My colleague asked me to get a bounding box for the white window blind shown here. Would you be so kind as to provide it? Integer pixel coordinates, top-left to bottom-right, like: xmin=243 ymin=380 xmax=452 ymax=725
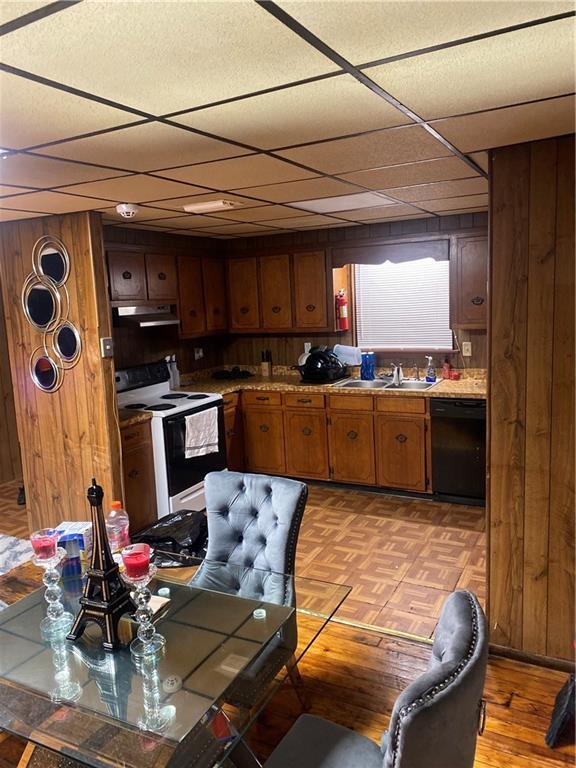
xmin=355 ymin=258 xmax=453 ymax=350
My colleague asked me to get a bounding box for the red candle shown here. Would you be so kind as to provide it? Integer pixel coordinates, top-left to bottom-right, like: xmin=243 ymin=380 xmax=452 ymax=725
xmin=31 ymin=529 xmax=58 ymax=560
xmin=121 ymin=543 xmax=151 ymax=579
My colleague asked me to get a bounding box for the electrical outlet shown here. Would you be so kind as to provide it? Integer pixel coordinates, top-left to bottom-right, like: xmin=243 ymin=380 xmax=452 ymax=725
xmin=194 ymin=347 xmax=204 ymax=361
xmin=462 ymin=341 xmax=472 ymax=357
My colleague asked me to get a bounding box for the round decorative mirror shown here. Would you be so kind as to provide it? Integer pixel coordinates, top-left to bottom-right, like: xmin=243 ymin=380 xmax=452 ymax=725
xmin=54 ymin=321 xmax=81 ymax=364
xmin=22 ymin=280 xmax=59 ymax=330
xmin=30 ymin=354 xmax=61 ymax=392
xmin=33 ymin=236 xmax=70 ymax=286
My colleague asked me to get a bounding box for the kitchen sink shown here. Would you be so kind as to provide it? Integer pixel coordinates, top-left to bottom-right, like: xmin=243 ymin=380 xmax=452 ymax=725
xmin=386 ymin=380 xmax=438 ymax=390
xmin=332 ymin=378 xmax=437 ymax=390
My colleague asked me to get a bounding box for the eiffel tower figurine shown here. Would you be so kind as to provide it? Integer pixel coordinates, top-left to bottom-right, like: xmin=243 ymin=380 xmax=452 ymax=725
xmin=67 ymin=479 xmax=136 ymax=650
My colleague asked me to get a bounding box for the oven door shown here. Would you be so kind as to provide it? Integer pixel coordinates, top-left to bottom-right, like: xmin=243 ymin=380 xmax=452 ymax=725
xmin=163 ymin=402 xmax=226 ymax=497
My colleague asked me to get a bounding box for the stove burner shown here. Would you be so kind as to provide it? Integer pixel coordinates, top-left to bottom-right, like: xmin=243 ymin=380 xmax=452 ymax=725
xmin=145 ymin=404 xmax=177 ymax=411
xmin=187 ymin=394 xmax=210 ymax=400
xmin=161 ymin=393 xmax=188 ymax=399
xmin=125 ymin=403 xmax=148 ymax=409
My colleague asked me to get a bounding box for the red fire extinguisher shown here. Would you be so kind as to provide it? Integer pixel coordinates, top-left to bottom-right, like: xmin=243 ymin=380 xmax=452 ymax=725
xmin=335 ymin=289 xmax=349 ymax=331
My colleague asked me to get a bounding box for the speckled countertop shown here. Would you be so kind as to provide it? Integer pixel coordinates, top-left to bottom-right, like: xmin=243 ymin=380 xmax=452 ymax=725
xmin=118 ymin=409 xmax=153 ymax=427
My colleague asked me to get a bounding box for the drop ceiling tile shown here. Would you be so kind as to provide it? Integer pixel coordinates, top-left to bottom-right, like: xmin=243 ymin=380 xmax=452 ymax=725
xmin=195 ymin=223 xmax=282 ymax=235
xmin=0 ymin=184 xmax=35 ymax=197
xmin=261 ymin=214 xmax=344 ymax=228
xmin=149 ymin=192 xmax=262 ymax=213
xmin=146 ymin=214 xmax=234 ymax=229
xmin=433 ymin=95 xmax=576 ymax=152
xmin=164 ymin=229 xmax=221 ymax=238
xmin=337 ymin=204 xmax=423 ymax=221
xmin=174 ymin=74 xmax=410 ymax=149
xmin=40 ymin=122 xmax=248 ymax=173
xmin=209 ymin=205 xmax=306 ymax=222
xmin=417 ymin=194 xmax=489 ymax=212
xmin=437 ymin=208 xmax=488 ymax=216
xmin=0 ymin=208 xmax=48 ymax=222
xmin=0 ymin=2 xmax=337 ymax=114
xmin=0 ymin=153 xmax=130 ymax=188
xmin=384 ymin=177 xmax=488 ymax=202
xmin=277 ymin=126 xmax=451 ymax=175
xmin=290 ymin=191 xmax=397 ymax=213
xmin=98 ymin=205 xmax=200 ymax=223
xmin=57 ymin=175 xmax=206 ymax=204
xmin=0 ymin=71 xmax=136 ymax=150
xmin=370 ymin=18 xmax=575 ymax=120
xmin=0 ymin=2 xmax=47 ymax=24
xmin=338 ymin=156 xmax=480 ymax=189
xmin=0 ymin=191 xmax=114 ymax=213
xmin=357 ymin=213 xmax=434 ymax=224
xmin=237 ymin=177 xmax=361 ymax=203
xmin=157 ymin=155 xmax=317 ymax=190
xmin=278 ymin=1 xmax=574 ymax=64
xmin=469 ymin=152 xmax=489 ymax=172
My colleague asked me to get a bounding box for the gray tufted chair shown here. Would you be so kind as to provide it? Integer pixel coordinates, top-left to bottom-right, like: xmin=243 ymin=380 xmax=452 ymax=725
xmin=264 ymin=590 xmax=488 ymax=768
xmin=191 ymin=471 xmax=308 ymax=709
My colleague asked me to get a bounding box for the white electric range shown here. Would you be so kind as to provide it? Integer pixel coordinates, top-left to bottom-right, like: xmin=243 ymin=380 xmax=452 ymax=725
xmin=116 ymin=362 xmax=225 ymax=519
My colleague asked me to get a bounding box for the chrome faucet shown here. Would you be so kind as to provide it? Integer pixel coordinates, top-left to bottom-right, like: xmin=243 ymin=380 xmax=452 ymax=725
xmin=392 ymin=363 xmax=404 ymax=387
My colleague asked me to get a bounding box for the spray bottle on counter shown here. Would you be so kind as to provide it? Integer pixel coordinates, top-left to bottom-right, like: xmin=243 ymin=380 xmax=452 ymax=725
xmin=425 ymin=355 xmax=436 ymax=383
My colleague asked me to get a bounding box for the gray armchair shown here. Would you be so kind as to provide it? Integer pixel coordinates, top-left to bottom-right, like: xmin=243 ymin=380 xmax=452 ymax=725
xmin=191 ymin=471 xmax=308 ymax=709
xmin=264 ymin=590 xmax=488 ymax=768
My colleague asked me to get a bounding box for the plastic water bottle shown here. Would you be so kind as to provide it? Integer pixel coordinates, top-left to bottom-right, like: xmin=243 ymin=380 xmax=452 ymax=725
xmin=106 ymin=501 xmax=130 ymax=553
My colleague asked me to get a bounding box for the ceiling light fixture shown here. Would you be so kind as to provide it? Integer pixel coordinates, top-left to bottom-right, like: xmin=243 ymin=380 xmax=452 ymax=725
xmin=116 ymin=203 xmax=140 ymax=219
xmin=183 ymin=199 xmax=244 ymax=214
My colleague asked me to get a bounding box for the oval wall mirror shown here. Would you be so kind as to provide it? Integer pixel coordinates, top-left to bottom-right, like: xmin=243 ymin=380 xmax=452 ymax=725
xmin=33 ymin=237 xmax=70 ymax=286
xmin=31 ymin=355 xmax=60 ymax=392
xmin=54 ymin=321 xmax=81 ymax=364
xmin=23 ymin=281 xmax=59 ymax=330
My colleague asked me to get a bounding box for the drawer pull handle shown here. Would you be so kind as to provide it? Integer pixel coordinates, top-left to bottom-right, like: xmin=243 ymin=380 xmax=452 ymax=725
xmin=256 ymin=396 xmax=270 ymax=401
xmin=259 ymin=424 xmax=269 ymax=433
xmin=122 ymin=270 xmax=132 ymax=280
xmin=347 ymin=430 xmax=358 ymax=440
xmin=128 ymin=468 xmax=139 ymax=480
xmin=223 ymin=399 xmax=232 ymax=406
xmin=302 ymin=427 xmax=312 ymax=436
xmin=395 ymin=433 xmax=408 ymax=443
xmin=305 ymin=304 xmax=316 ymax=312
xmin=240 ymin=306 xmax=249 ymax=315
xmin=297 ymin=398 xmax=312 ymax=404
xmin=158 ymin=272 xmax=167 ymax=280
xmin=471 ymin=296 xmax=484 ymax=306
xmin=271 ymin=305 xmax=281 ymax=314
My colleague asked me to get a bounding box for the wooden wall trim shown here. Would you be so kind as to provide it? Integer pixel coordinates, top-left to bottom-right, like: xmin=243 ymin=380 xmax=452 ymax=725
xmin=0 ymin=281 xmax=21 ymax=485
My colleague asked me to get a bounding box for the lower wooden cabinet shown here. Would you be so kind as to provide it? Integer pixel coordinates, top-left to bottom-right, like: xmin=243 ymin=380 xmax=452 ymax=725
xmin=285 ymin=410 xmax=329 ymax=480
xmin=224 ymin=404 xmax=244 ymax=472
xmin=328 ymin=412 xmax=376 ymax=485
xmin=120 ymin=420 xmax=157 ymax=534
xmin=243 ymin=407 xmax=285 ymax=475
xmin=375 ymin=414 xmax=427 ymax=492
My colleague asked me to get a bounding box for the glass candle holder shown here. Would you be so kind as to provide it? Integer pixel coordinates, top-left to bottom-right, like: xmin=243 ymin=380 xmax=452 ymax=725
xmin=46 ymin=631 xmax=82 ymax=704
xmin=31 ymin=529 xmax=75 ymax=640
xmin=121 ymin=544 xmax=165 ymax=659
xmin=137 ymin=650 xmax=175 ymax=733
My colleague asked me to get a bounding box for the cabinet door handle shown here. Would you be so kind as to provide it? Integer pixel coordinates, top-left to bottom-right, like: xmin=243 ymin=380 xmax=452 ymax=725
xmin=259 ymin=424 xmax=269 ymax=433
xmin=271 ymin=305 xmax=281 ymax=314
xmin=256 ymin=396 xmax=269 ymax=401
xmin=302 ymin=427 xmax=312 ymax=436
xmin=122 ymin=271 xmax=132 ymax=280
xmin=305 ymin=304 xmax=316 ymax=312
xmin=471 ymin=296 xmax=485 ymax=305
xmin=347 ymin=430 xmax=358 ymax=440
xmin=223 ymin=399 xmax=232 ymax=406
xmin=128 ymin=468 xmax=139 ymax=480
xmin=158 ymin=272 xmax=167 ymax=280
xmin=240 ymin=306 xmax=249 ymax=315
xmin=395 ymin=433 xmax=408 ymax=443
xmin=297 ymin=398 xmax=312 ymax=404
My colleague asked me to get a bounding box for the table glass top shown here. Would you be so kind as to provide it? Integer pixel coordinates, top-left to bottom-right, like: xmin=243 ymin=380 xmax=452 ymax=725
xmin=0 ymin=560 xmax=350 ymax=768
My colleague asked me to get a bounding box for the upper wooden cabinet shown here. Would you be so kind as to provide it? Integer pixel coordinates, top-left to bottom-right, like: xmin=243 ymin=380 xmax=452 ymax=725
xmin=108 ymin=251 xmax=147 ymax=302
xmin=178 ymin=256 xmax=206 ymax=336
xmin=293 ymin=251 xmax=328 ymax=329
xmin=228 ymin=256 xmax=260 ymax=330
xmin=202 ymin=257 xmax=227 ymax=331
xmin=451 ymin=236 xmax=488 ymax=329
xmin=260 ymin=254 xmax=293 ymax=329
xmin=145 ymin=253 xmax=177 ymax=301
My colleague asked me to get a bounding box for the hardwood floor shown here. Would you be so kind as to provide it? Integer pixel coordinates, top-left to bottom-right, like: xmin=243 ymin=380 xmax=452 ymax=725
xmin=0 ymin=480 xmax=28 ymax=539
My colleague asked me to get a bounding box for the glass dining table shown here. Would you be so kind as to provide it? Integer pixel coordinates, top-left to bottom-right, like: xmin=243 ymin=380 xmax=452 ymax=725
xmin=0 ymin=560 xmax=350 ymax=768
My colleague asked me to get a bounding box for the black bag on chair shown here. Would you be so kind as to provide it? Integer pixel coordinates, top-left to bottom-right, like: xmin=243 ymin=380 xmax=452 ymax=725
xmin=545 ymin=674 xmax=575 ymax=748
xmin=133 ymin=510 xmax=208 ymax=568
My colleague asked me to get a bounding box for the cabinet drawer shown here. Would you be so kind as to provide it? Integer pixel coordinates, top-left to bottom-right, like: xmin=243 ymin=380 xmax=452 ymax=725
xmin=376 ymin=397 xmax=427 ymax=415
xmin=242 ymin=391 xmax=282 ymax=407
xmin=284 ymin=393 xmax=325 ymax=409
xmin=222 ymin=392 xmax=240 ymax=409
xmin=121 ymin=421 xmax=150 ymax=448
xmin=328 ymin=394 xmax=373 ymax=411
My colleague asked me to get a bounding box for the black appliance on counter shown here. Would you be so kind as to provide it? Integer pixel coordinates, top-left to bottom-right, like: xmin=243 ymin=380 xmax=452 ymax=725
xmin=431 ymin=398 xmax=486 ymax=504
xmin=295 ymin=346 xmax=348 ymax=384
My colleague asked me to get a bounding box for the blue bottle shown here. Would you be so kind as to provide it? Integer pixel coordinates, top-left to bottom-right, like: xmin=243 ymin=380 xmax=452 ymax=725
xmin=360 ymin=352 xmax=375 ymax=380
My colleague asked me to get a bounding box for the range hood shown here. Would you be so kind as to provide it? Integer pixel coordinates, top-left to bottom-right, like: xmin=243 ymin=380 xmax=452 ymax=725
xmin=115 ymin=305 xmax=180 ymax=328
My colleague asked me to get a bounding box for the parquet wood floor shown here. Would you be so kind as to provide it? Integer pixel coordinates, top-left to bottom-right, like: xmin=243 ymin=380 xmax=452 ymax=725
xmin=298 ymin=483 xmax=486 ymax=638
xmin=0 ymin=480 xmax=28 ymax=539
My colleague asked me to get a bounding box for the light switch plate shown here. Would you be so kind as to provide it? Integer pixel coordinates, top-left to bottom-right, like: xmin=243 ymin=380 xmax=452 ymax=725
xmin=194 ymin=347 xmax=204 ymax=360
xmin=462 ymin=341 xmax=472 ymax=357
xmin=100 ymin=337 xmax=114 ymax=358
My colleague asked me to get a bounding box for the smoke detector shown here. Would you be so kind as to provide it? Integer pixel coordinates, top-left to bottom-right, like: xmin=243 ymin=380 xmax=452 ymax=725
xmin=183 ymin=199 xmax=244 ymax=214
xmin=116 ymin=203 xmax=140 ymax=219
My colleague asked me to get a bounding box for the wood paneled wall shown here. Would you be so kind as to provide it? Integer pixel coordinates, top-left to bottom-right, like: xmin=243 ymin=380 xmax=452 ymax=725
xmin=489 ymin=135 xmax=575 ymax=661
xmin=0 ymin=283 xmax=21 ymax=484
xmin=0 ymin=213 xmax=122 ymax=531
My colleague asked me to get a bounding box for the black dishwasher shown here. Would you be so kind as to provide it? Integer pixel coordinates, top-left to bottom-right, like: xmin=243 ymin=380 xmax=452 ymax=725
xmin=431 ymin=398 xmax=486 ymax=503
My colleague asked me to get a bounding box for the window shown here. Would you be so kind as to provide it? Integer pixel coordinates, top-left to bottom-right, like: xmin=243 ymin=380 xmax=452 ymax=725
xmin=355 ymin=258 xmax=452 ymax=350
